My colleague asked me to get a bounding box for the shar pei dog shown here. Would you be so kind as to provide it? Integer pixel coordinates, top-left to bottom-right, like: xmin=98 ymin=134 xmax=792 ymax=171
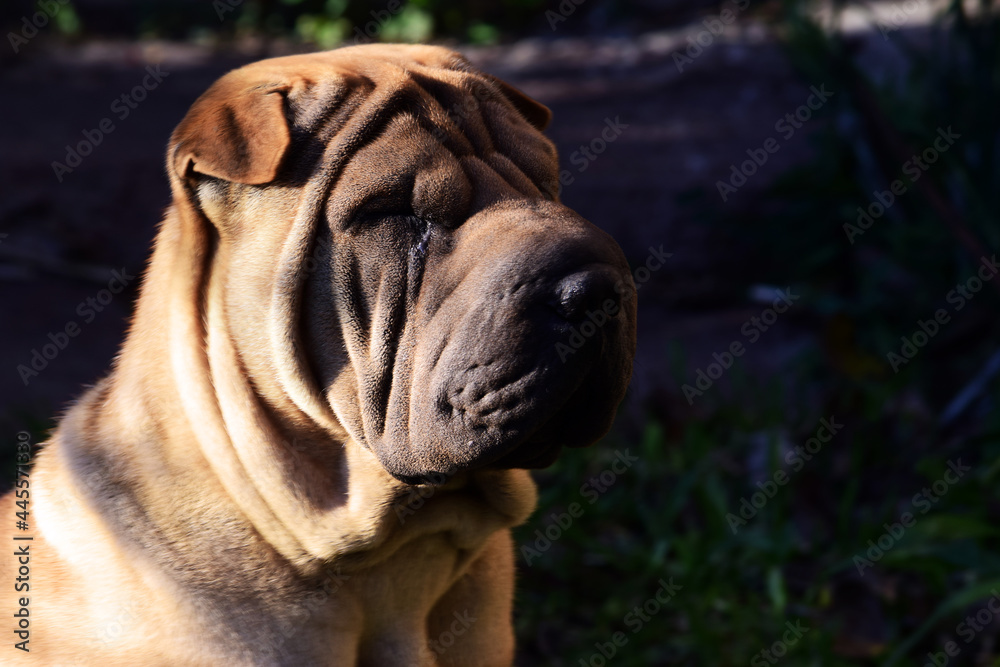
xmin=2 ymin=44 xmax=636 ymax=665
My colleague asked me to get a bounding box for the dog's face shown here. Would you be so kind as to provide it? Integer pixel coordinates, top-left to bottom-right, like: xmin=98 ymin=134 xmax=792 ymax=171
xmin=171 ymin=45 xmax=636 ymax=484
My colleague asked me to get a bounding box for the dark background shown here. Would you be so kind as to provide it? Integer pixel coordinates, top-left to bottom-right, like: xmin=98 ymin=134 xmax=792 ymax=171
xmin=1 ymin=0 xmax=999 ymax=664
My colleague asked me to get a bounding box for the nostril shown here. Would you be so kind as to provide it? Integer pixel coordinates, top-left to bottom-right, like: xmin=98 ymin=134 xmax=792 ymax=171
xmin=551 ymin=269 xmax=620 ymax=323
xmin=554 ymin=274 xmax=587 ymax=320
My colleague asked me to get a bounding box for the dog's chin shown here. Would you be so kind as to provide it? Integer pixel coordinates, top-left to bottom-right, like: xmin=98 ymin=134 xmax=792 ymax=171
xmin=378 ymin=432 xmax=550 ymax=486
xmin=379 ymin=404 xmax=610 ymax=486
xmin=382 ymin=438 xmax=562 ymax=486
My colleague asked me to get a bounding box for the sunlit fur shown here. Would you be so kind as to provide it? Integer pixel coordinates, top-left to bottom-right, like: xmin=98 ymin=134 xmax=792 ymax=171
xmin=0 ymin=45 xmax=635 ymax=665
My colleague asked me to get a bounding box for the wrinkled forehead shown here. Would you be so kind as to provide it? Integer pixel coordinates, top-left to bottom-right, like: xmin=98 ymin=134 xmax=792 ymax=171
xmin=264 ymin=48 xmax=559 ymax=205
xmin=183 ymin=46 xmax=559 ymax=231
xmin=329 ymin=113 xmax=555 ymax=230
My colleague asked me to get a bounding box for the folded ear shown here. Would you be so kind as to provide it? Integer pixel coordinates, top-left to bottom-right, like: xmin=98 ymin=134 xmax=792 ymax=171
xmin=171 ymin=83 xmax=292 ymax=185
xmin=487 ymin=76 xmax=552 ymax=131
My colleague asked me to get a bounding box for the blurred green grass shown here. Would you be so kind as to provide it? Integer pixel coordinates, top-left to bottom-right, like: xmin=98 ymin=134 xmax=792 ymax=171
xmin=514 ymin=368 xmax=1000 ymax=665
xmin=514 ymin=1 xmax=1000 ymax=664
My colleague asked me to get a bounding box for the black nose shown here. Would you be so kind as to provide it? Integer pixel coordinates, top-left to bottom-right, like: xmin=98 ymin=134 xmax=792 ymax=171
xmin=551 ymin=268 xmax=621 ymax=323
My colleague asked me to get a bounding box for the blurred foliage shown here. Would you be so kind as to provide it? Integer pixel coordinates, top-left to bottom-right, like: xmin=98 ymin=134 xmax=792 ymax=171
xmin=0 ymin=0 xmax=568 ymax=45
xmin=2 ymin=0 xmax=81 ymax=38
xmin=516 ymin=379 xmax=1000 ymax=665
xmin=728 ymin=0 xmax=1000 ymax=397
xmin=53 ymin=0 xmax=81 ymax=34
xmin=516 ymin=0 xmax=1000 ymax=665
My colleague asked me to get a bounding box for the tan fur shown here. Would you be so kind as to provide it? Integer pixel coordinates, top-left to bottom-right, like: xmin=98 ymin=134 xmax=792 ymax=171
xmin=2 ymin=45 xmax=636 ymax=665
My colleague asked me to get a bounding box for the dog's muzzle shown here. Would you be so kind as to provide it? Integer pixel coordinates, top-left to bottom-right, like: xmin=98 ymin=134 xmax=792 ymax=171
xmin=368 ymin=202 xmax=637 ymax=484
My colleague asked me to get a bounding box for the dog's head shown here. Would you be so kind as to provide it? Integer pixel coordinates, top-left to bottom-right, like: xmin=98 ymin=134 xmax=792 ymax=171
xmin=169 ymin=45 xmax=637 ymax=485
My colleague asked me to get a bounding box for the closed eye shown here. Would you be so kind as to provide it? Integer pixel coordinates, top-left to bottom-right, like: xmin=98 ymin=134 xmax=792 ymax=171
xmin=347 ymin=189 xmax=413 ymax=229
xmin=410 ymin=217 xmax=433 ymax=261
